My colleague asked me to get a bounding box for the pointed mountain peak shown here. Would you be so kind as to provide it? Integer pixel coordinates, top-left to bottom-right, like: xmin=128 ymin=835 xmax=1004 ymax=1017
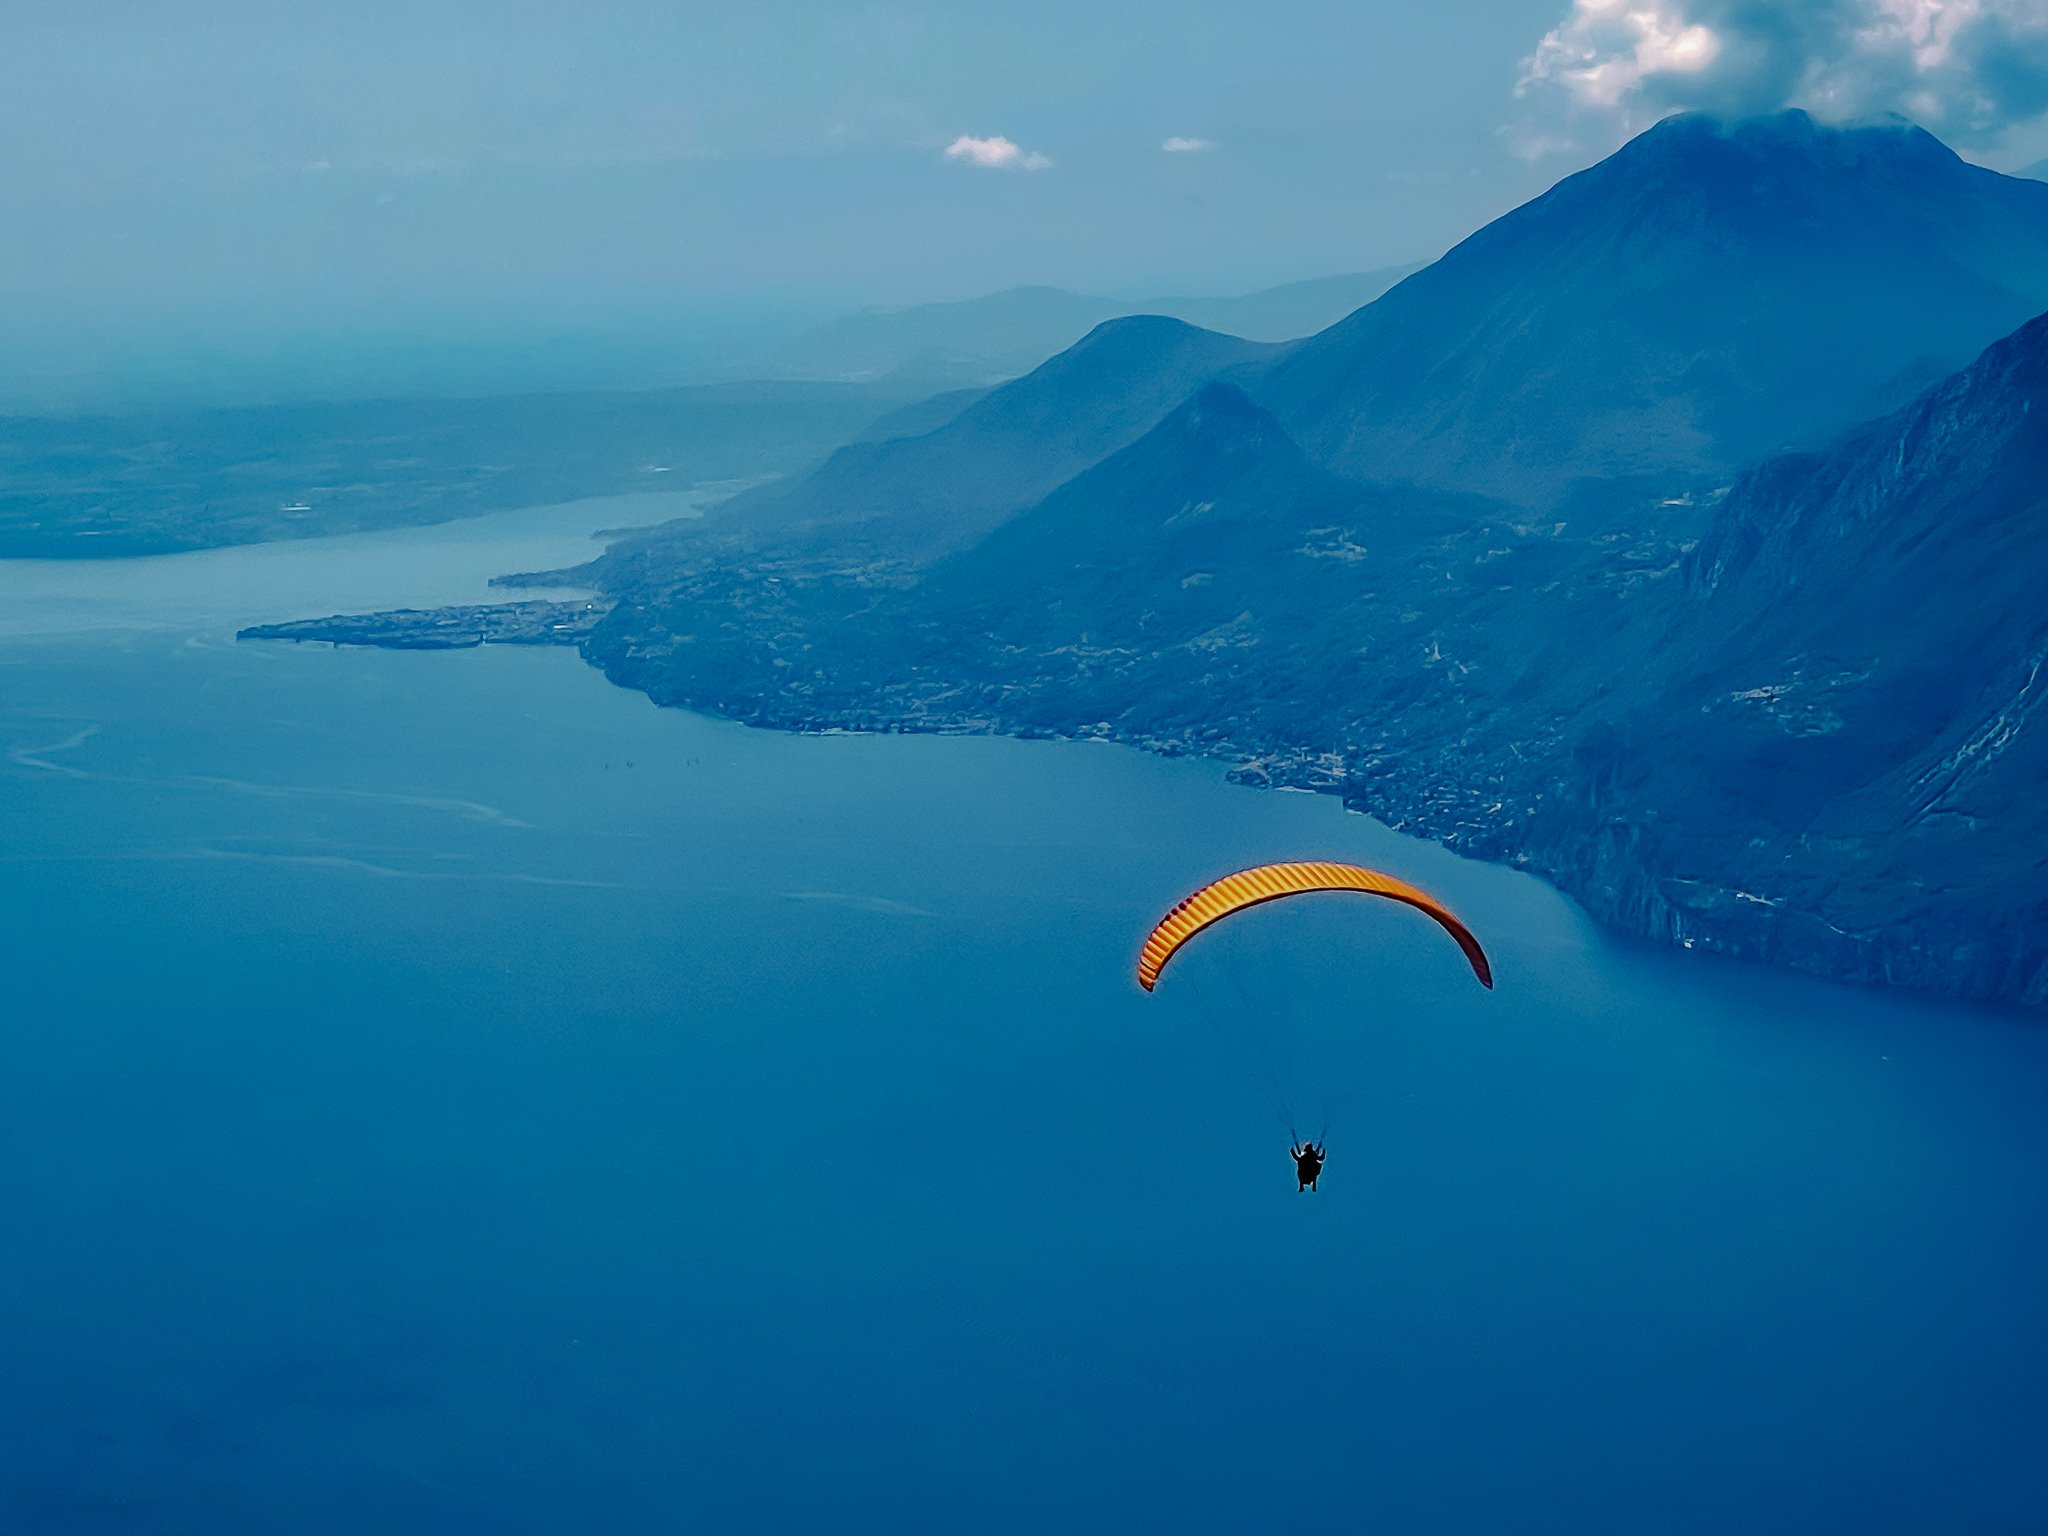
xmin=1163 ymin=378 xmax=1279 ymax=428
xmin=1043 ymin=380 xmax=1331 ymax=515
xmin=1142 ymin=380 xmax=1301 ymax=461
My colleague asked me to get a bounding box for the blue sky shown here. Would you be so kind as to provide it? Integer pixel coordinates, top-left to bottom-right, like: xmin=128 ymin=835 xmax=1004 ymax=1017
xmin=5 ymin=0 xmax=2046 ymax=404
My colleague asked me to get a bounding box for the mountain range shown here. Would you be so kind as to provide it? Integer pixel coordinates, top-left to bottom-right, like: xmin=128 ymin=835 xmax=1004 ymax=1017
xmin=578 ymin=305 xmax=2048 ymax=1006
xmin=302 ymin=109 xmax=2048 ymax=1008
xmin=743 ymin=267 xmax=1422 ymax=387
xmin=699 ymin=111 xmax=2048 ymax=534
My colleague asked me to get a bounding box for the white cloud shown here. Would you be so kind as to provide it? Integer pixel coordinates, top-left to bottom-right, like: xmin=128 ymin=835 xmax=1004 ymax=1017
xmin=943 ymin=134 xmax=1053 ymax=171
xmin=1162 ymin=136 xmax=1217 ymax=152
xmin=1512 ymin=0 xmax=2048 ymax=154
xmin=1518 ymin=0 xmax=1725 ymax=114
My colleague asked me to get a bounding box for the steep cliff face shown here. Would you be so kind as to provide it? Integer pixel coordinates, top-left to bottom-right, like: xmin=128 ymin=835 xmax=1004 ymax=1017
xmin=1542 ymin=309 xmax=2048 ymax=1004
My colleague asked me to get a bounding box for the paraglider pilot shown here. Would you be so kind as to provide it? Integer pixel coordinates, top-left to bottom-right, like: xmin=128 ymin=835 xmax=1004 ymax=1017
xmin=1291 ymin=1139 xmax=1325 ymax=1192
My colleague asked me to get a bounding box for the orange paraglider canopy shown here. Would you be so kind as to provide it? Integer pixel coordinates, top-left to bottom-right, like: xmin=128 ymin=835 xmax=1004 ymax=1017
xmin=1137 ymin=860 xmax=1493 ymax=992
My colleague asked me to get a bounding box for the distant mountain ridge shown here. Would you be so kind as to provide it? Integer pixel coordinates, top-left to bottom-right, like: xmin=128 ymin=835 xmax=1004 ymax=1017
xmin=748 ymin=267 xmax=1421 ymax=386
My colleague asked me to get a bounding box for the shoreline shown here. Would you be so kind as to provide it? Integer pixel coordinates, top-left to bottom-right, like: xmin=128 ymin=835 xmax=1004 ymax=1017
xmin=241 ymin=593 xmax=2047 ymax=1017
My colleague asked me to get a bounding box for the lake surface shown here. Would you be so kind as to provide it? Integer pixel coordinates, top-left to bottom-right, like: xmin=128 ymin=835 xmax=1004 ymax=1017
xmin=4 ymin=498 xmax=2046 ymax=1533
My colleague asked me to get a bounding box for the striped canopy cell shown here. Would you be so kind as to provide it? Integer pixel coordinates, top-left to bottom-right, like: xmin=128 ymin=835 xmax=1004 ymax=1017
xmin=1136 ymin=860 xmax=1493 ymax=992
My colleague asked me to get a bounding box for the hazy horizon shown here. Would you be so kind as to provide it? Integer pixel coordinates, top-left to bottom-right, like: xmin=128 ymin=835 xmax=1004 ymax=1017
xmin=9 ymin=0 xmax=2048 ymax=410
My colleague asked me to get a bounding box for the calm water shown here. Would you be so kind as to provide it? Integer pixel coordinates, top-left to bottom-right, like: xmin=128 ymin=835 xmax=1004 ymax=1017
xmin=3 ymin=499 xmax=2046 ymax=1533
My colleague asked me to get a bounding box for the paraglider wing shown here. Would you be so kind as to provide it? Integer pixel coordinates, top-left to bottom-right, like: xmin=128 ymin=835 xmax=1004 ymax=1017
xmin=1137 ymin=861 xmax=1493 ymax=992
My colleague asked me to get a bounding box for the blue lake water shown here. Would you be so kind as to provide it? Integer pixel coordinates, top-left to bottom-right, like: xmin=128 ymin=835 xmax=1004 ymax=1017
xmin=3 ymin=496 xmax=2046 ymax=1533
